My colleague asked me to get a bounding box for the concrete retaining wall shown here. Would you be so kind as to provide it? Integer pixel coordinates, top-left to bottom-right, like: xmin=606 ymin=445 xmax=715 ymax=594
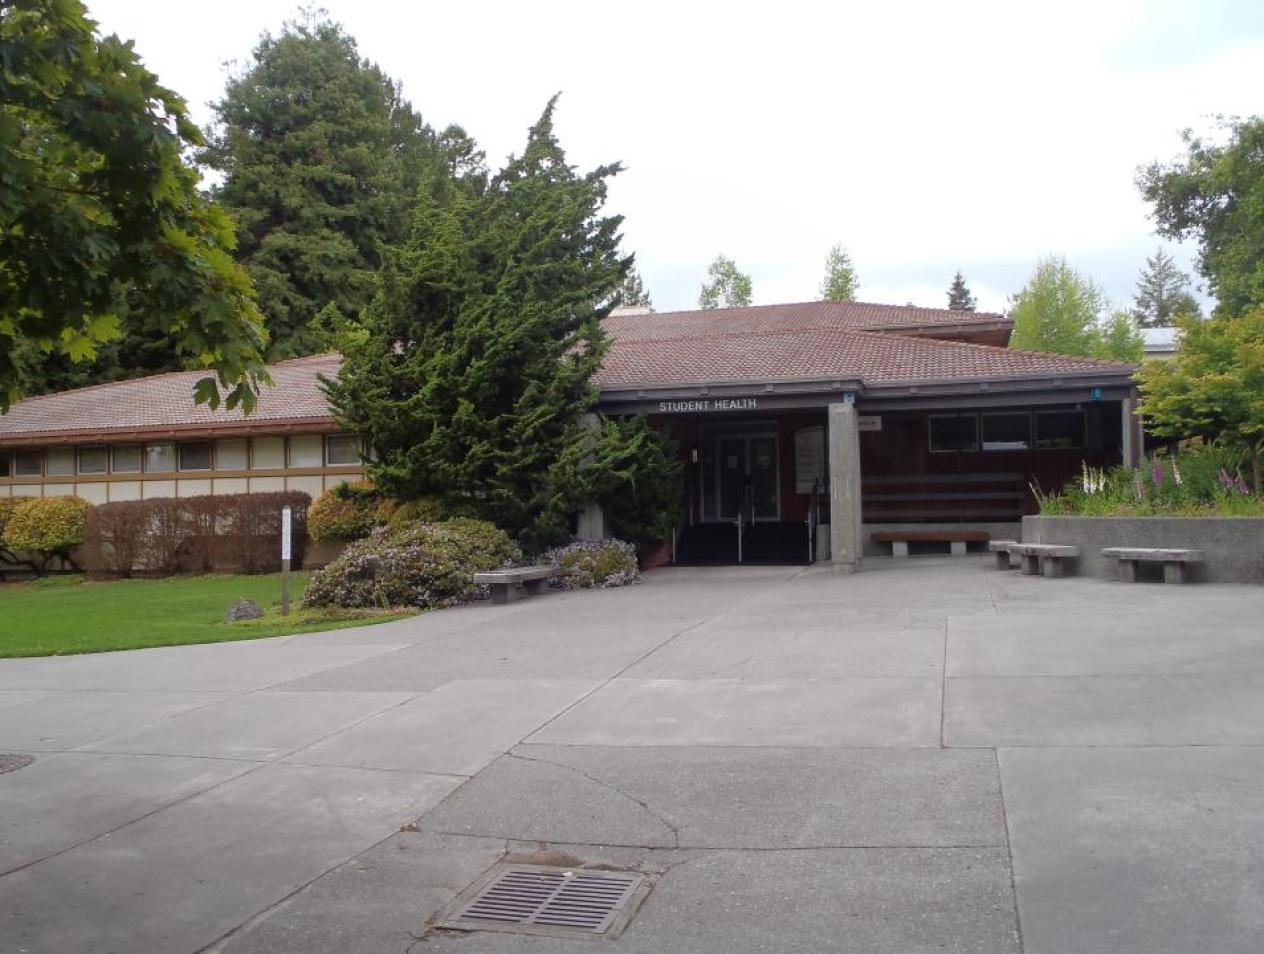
xmin=1022 ymin=515 xmax=1264 ymax=584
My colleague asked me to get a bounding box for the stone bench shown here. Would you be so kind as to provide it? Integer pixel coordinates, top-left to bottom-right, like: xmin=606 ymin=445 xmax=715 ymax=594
xmin=472 ymin=565 xmax=560 ymax=604
xmin=1101 ymin=547 xmax=1205 ymax=585
xmin=1009 ymin=543 xmax=1080 ymax=578
xmin=870 ymin=530 xmax=990 ymax=558
xmin=988 ymin=540 xmax=1019 ymax=570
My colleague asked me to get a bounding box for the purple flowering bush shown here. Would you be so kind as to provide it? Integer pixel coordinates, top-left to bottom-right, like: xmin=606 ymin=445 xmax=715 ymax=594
xmin=303 ymin=518 xmax=521 ymax=609
xmin=1036 ymin=444 xmax=1264 ymax=516
xmin=542 ymin=538 xmax=641 ymax=590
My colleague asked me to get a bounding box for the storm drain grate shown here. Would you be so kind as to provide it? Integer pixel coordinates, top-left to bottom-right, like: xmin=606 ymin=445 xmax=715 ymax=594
xmin=0 ymin=753 xmax=34 ymax=774
xmin=436 ymin=864 xmax=647 ymax=939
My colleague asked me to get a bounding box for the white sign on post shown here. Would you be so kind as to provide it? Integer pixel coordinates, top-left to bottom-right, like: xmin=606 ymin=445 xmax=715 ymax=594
xmin=280 ymin=506 xmax=293 ymax=561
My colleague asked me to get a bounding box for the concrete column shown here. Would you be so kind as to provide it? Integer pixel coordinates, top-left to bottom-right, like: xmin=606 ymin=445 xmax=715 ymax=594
xmin=828 ymin=402 xmax=863 ymax=573
xmin=1121 ymin=395 xmax=1142 ymax=468
xmin=576 ymin=413 xmax=606 ymax=541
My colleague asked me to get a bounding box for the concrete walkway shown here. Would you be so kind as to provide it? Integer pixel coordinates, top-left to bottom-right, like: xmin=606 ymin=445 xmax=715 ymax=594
xmin=3 ymin=559 xmax=1264 ymax=953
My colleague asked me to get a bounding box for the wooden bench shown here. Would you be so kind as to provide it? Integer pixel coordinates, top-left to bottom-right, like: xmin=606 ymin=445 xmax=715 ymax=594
xmin=473 ymin=565 xmax=560 ymax=604
xmin=1101 ymin=547 xmax=1204 ymax=585
xmin=871 ymin=530 xmax=990 ymax=558
xmin=1009 ymin=543 xmax=1080 ymax=578
xmin=988 ymin=540 xmax=1019 ymax=570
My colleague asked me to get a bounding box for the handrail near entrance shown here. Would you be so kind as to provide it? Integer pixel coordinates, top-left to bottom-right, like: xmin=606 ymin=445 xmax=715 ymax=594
xmin=805 ymin=478 xmax=822 ymax=564
xmin=734 ymin=484 xmax=754 ymax=564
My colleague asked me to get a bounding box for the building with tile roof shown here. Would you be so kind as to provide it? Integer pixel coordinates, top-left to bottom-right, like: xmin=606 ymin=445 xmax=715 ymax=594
xmin=1 ymin=300 xmax=1140 ymax=569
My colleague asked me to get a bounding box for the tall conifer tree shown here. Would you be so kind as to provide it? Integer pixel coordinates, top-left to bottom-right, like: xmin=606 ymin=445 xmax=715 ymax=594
xmin=947 ymin=271 xmax=977 ymax=311
xmin=328 ymin=99 xmax=657 ymax=550
xmin=201 ymin=13 xmax=440 ymax=358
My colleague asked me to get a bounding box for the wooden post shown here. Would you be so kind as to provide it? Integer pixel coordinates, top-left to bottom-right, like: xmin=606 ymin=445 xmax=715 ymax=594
xmin=280 ymin=505 xmax=292 ymax=615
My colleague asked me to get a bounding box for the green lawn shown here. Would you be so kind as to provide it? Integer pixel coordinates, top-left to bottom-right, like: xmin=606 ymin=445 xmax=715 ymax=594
xmin=0 ymin=573 xmax=412 ymax=657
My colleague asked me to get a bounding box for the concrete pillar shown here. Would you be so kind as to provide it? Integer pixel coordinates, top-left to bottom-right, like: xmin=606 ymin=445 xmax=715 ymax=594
xmin=828 ymin=402 xmax=863 ymax=573
xmin=1121 ymin=395 xmax=1142 ymax=468
xmin=576 ymin=413 xmax=606 ymax=541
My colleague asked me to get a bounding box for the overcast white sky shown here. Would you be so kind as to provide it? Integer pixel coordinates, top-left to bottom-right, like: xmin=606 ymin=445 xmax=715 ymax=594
xmin=94 ymin=0 xmax=1262 ymax=315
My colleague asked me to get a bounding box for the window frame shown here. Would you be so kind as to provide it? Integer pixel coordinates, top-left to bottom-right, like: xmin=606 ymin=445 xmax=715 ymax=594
xmin=177 ymin=441 xmax=214 ymax=472
xmin=14 ymin=450 xmax=42 ymax=477
xmin=45 ymin=446 xmax=75 ymax=476
xmin=144 ymin=442 xmax=176 ymax=474
xmin=324 ymin=434 xmax=361 ymax=466
xmin=1033 ymin=409 xmax=1087 ymax=450
xmin=111 ymin=444 xmax=142 ymax=474
xmin=77 ymin=446 xmax=109 ymax=475
xmin=928 ymin=413 xmax=980 ymax=454
xmin=980 ymin=412 xmax=1033 ymax=452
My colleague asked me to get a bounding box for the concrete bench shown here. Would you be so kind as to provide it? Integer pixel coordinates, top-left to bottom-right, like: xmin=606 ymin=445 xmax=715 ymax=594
xmin=473 ymin=565 xmax=560 ymax=604
xmin=870 ymin=530 xmax=990 ymax=558
xmin=1101 ymin=547 xmax=1205 ymax=584
xmin=1009 ymin=543 xmax=1080 ymax=578
xmin=988 ymin=540 xmax=1019 ymax=570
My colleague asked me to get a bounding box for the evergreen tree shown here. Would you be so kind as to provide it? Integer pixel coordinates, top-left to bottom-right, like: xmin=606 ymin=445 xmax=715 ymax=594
xmin=1009 ymin=256 xmax=1107 ymax=356
xmin=328 ymin=99 xmax=673 ymax=551
xmin=201 ymin=13 xmax=443 ymax=359
xmin=947 ymin=271 xmax=977 ymax=311
xmin=699 ymin=255 xmax=753 ymax=309
xmin=820 ymin=245 xmax=859 ymax=301
xmin=616 ymin=266 xmax=653 ymax=308
xmin=1130 ymin=248 xmax=1200 ymax=327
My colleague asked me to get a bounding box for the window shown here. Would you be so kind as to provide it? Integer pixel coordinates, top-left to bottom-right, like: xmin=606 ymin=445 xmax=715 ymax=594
xmin=251 ymin=437 xmax=285 ymax=470
xmin=929 ymin=414 xmax=979 ymax=453
xmin=325 ymin=434 xmax=360 ymax=466
xmin=112 ymin=445 xmax=141 ymax=473
xmin=215 ymin=439 xmax=248 ymax=470
xmin=178 ymin=441 xmax=213 ymax=471
xmin=145 ymin=442 xmax=176 ymax=473
xmin=78 ymin=446 xmax=108 ymax=474
xmin=1035 ymin=410 xmax=1086 ymax=449
xmin=981 ymin=413 xmax=1031 ymax=451
xmin=46 ymin=447 xmax=75 ymax=476
xmin=14 ymin=450 xmax=42 ymax=476
xmin=288 ymin=434 xmax=323 ymax=468
xmin=0 ymin=451 xmax=10 ymax=478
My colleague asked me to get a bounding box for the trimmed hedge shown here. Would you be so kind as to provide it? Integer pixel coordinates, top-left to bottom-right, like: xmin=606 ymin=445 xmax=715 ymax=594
xmin=0 ymin=496 xmax=33 ymax=538
xmin=2 ymin=496 xmax=91 ymax=571
xmin=308 ymin=482 xmax=393 ymax=543
xmin=303 ymin=518 xmax=520 ymax=610
xmin=82 ymin=492 xmax=310 ymax=577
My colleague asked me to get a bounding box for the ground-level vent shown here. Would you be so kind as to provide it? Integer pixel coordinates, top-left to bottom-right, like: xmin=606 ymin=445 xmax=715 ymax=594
xmin=435 ymin=863 xmax=647 ymax=939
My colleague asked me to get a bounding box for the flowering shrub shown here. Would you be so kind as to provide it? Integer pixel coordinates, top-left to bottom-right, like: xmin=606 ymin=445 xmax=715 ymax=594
xmin=1036 ymin=446 xmax=1264 ymax=517
xmin=542 ymin=538 xmax=641 ymax=590
xmin=1 ymin=495 xmax=91 ymax=571
xmin=308 ymin=482 xmax=392 ymax=543
xmin=303 ymin=518 xmax=521 ymax=610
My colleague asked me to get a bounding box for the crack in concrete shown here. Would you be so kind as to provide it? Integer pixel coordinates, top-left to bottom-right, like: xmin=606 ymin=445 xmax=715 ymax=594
xmin=504 ymin=750 xmax=681 ymax=848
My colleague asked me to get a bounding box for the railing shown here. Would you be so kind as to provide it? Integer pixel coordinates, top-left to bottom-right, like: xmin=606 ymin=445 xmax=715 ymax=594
xmin=805 ymin=478 xmax=822 ymax=564
xmin=734 ymin=485 xmax=754 ymax=564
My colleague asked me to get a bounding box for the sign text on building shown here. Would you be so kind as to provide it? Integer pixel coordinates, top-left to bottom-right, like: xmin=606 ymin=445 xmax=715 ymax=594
xmin=658 ymin=398 xmax=759 ymax=413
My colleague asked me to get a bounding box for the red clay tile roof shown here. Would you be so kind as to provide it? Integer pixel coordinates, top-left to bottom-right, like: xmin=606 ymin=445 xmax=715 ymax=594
xmin=0 ymin=354 xmax=341 ymax=444
xmin=596 ymin=323 xmax=1134 ymax=390
xmin=0 ymin=302 xmax=1134 ymax=444
xmin=603 ymin=300 xmax=1010 ymax=343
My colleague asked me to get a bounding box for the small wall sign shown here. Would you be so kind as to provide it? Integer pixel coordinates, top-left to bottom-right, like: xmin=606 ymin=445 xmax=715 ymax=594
xmin=858 ymin=415 xmax=882 ymax=432
xmin=658 ymin=398 xmax=759 ymax=413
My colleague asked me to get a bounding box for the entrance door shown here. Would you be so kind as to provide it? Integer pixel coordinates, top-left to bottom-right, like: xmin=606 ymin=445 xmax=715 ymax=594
xmin=708 ymin=433 xmax=780 ymax=521
xmin=717 ymin=437 xmax=747 ymax=520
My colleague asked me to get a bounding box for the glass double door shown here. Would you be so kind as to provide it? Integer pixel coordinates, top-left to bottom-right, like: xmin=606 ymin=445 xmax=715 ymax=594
xmin=709 ymin=434 xmax=779 ymax=521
